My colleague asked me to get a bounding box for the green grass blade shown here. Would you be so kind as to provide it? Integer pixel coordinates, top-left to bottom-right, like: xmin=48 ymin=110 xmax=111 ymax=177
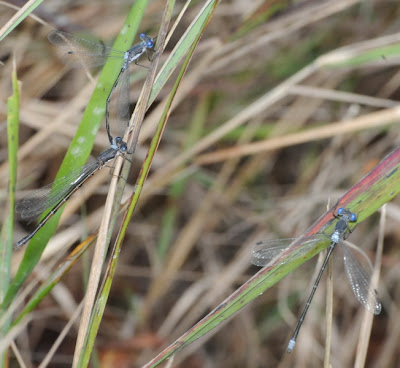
xmin=156 ymin=95 xmax=207 ymax=259
xmin=142 ymin=146 xmax=400 ymax=367
xmin=0 ymin=65 xmax=19 ymax=300
xmin=149 ymin=0 xmax=220 ymax=105
xmin=316 ymin=36 xmax=400 ymax=68
xmin=0 ymin=61 xmax=19 ymax=367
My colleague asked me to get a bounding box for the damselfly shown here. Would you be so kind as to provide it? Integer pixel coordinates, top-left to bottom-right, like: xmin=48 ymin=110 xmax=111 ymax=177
xmin=47 ymin=30 xmax=155 ymax=145
xmin=251 ymin=208 xmax=381 ymax=352
xmin=14 ymin=138 xmax=127 ymax=250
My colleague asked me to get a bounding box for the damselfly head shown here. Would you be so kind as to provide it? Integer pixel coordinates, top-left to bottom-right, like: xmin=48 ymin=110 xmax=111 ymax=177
xmin=336 ymin=207 xmax=357 ymax=222
xmin=139 ymin=33 xmax=154 ymax=49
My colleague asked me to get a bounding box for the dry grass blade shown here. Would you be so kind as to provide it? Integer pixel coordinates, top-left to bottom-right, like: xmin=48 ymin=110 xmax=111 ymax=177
xmin=354 ymin=205 xmax=385 ymax=367
xmin=71 ymin=1 xmax=154 ymax=366
xmin=0 ymin=0 xmax=45 ymax=41
xmin=72 ymin=1 xmax=174 ymax=366
xmin=195 ymin=106 xmax=400 ymax=164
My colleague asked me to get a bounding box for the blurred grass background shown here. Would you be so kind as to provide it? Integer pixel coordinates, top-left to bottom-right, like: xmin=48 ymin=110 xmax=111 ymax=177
xmin=1 ymin=0 xmax=400 ymax=367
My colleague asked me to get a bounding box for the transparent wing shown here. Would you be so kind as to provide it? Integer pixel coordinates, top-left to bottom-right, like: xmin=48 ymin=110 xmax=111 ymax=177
xmin=340 ymin=242 xmax=382 ymax=315
xmin=106 ymin=68 xmax=130 ymax=140
xmin=251 ymin=238 xmax=297 ymax=267
xmin=251 ymin=234 xmax=330 ymax=267
xmin=116 ymin=68 xmax=130 ymax=135
xmin=16 ymin=159 xmax=100 ymax=219
xmin=48 ymin=30 xmax=125 ymax=68
xmin=106 ymin=41 xmax=154 ymax=139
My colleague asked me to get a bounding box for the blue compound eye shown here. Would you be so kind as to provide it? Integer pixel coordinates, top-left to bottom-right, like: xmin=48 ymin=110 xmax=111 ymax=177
xmin=337 ymin=207 xmax=344 ymax=215
xmin=140 ymin=33 xmax=146 ymax=39
xmin=350 ymin=213 xmax=357 ymax=222
xmin=120 ymin=144 xmax=127 ymax=153
xmin=147 ymin=39 xmax=154 ymax=48
xmin=115 ymin=137 xmax=122 ymax=144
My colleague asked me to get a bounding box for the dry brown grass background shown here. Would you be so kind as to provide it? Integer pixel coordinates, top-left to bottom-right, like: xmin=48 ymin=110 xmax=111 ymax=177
xmin=1 ymin=0 xmax=400 ymax=367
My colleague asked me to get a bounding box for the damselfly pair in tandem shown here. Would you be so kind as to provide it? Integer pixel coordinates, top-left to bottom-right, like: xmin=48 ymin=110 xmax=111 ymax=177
xmin=15 ymin=30 xmax=155 ymax=249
